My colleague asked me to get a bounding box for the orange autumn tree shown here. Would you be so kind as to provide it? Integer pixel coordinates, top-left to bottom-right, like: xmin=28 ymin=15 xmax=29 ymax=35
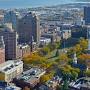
xmin=78 ymin=54 xmax=90 ymax=65
xmin=23 ymin=52 xmax=46 ymax=65
xmin=23 ymin=52 xmax=51 ymax=69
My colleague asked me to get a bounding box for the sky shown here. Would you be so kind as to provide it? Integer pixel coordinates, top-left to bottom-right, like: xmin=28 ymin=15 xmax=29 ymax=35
xmin=0 ymin=0 xmax=90 ymax=9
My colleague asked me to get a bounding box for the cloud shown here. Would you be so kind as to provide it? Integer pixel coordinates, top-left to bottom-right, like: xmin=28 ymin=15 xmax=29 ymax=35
xmin=75 ymin=0 xmax=90 ymax=2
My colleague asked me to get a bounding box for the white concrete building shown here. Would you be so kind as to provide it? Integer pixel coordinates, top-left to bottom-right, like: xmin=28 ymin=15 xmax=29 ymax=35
xmin=0 ymin=60 xmax=23 ymax=82
xmin=40 ymin=37 xmax=51 ymax=46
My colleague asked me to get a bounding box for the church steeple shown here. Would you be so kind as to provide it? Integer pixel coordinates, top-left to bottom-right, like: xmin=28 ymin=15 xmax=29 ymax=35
xmin=73 ymin=53 xmax=77 ymax=64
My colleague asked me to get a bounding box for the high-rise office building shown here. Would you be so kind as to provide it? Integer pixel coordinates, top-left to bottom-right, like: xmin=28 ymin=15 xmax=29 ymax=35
xmin=4 ymin=11 xmax=21 ymax=30
xmin=0 ymin=36 xmax=5 ymax=64
xmin=17 ymin=12 xmax=40 ymax=46
xmin=84 ymin=7 xmax=90 ymax=25
xmin=0 ymin=23 xmax=18 ymax=60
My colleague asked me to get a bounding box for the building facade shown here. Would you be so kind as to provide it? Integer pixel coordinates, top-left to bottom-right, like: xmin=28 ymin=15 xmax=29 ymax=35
xmin=4 ymin=29 xmax=17 ymax=60
xmin=17 ymin=12 xmax=40 ymax=46
xmin=4 ymin=11 xmax=21 ymax=30
xmin=0 ymin=60 xmax=23 ymax=82
xmin=18 ymin=44 xmax=31 ymax=57
xmin=84 ymin=7 xmax=90 ymax=25
xmin=0 ymin=36 xmax=5 ymax=64
xmin=87 ymin=26 xmax=90 ymax=52
xmin=13 ymin=68 xmax=45 ymax=89
xmin=0 ymin=24 xmax=18 ymax=60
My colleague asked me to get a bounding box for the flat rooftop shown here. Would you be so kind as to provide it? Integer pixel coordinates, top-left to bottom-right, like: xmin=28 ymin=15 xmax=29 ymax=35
xmin=17 ymin=68 xmax=45 ymax=84
xmin=0 ymin=60 xmax=23 ymax=73
xmin=0 ymin=81 xmax=21 ymax=90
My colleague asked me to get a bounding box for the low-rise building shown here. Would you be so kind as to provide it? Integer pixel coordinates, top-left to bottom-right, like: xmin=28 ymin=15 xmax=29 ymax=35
xmin=62 ymin=29 xmax=71 ymax=39
xmin=46 ymin=76 xmax=61 ymax=90
xmin=69 ymin=77 xmax=90 ymax=90
xmin=41 ymin=32 xmax=57 ymax=43
xmin=39 ymin=85 xmax=49 ymax=90
xmin=80 ymin=83 xmax=90 ymax=90
xmin=19 ymin=44 xmax=30 ymax=57
xmin=60 ymin=24 xmax=71 ymax=39
xmin=40 ymin=37 xmax=51 ymax=46
xmin=0 ymin=48 xmax=5 ymax=64
xmin=0 ymin=15 xmax=4 ymax=24
xmin=17 ymin=44 xmax=31 ymax=58
xmin=13 ymin=68 xmax=46 ymax=89
xmin=0 ymin=81 xmax=21 ymax=90
xmin=39 ymin=76 xmax=61 ymax=90
xmin=0 ymin=60 xmax=23 ymax=82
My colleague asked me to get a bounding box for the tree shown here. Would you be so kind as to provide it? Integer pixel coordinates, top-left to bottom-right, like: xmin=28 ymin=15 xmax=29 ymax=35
xmin=74 ymin=44 xmax=82 ymax=55
xmin=85 ymin=70 xmax=90 ymax=77
xmin=67 ymin=40 xmax=85 ymax=57
xmin=59 ymin=53 xmax=69 ymax=61
xmin=57 ymin=53 xmax=69 ymax=65
xmin=78 ymin=54 xmax=90 ymax=66
xmin=40 ymin=74 xmax=50 ymax=83
xmin=71 ymin=71 xmax=78 ymax=81
xmin=55 ymin=41 xmax=61 ymax=49
xmin=59 ymin=65 xmax=80 ymax=81
xmin=56 ymin=85 xmax=61 ymax=90
xmin=39 ymin=46 xmax=50 ymax=56
xmin=70 ymin=38 xmax=88 ymax=56
xmin=79 ymin=54 xmax=90 ymax=61
xmin=61 ymin=79 xmax=69 ymax=90
xmin=55 ymin=49 xmax=59 ymax=57
xmin=40 ymin=62 xmax=52 ymax=69
xmin=79 ymin=38 xmax=88 ymax=51
xmin=40 ymin=72 xmax=54 ymax=83
xmin=23 ymin=53 xmax=46 ymax=66
xmin=24 ymin=87 xmax=30 ymax=90
xmin=67 ymin=48 xmax=75 ymax=57
xmin=23 ymin=52 xmax=53 ymax=69
xmin=47 ymin=42 xmax=60 ymax=51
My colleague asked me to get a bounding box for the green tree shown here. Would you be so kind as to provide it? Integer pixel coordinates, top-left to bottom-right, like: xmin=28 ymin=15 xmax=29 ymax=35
xmin=57 ymin=53 xmax=69 ymax=65
xmin=40 ymin=72 xmax=54 ymax=83
xmin=79 ymin=38 xmax=88 ymax=51
xmin=55 ymin=49 xmax=59 ymax=57
xmin=71 ymin=71 xmax=78 ymax=81
xmin=62 ymin=79 xmax=69 ymax=90
xmin=85 ymin=70 xmax=90 ymax=77
xmin=55 ymin=41 xmax=61 ymax=49
xmin=74 ymin=44 xmax=82 ymax=55
xmin=39 ymin=46 xmax=50 ymax=56
xmin=59 ymin=65 xmax=80 ymax=81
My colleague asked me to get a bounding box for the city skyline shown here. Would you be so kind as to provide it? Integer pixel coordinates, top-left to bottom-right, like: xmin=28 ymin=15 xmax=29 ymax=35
xmin=0 ymin=1 xmax=90 ymax=90
xmin=0 ymin=0 xmax=90 ymax=9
